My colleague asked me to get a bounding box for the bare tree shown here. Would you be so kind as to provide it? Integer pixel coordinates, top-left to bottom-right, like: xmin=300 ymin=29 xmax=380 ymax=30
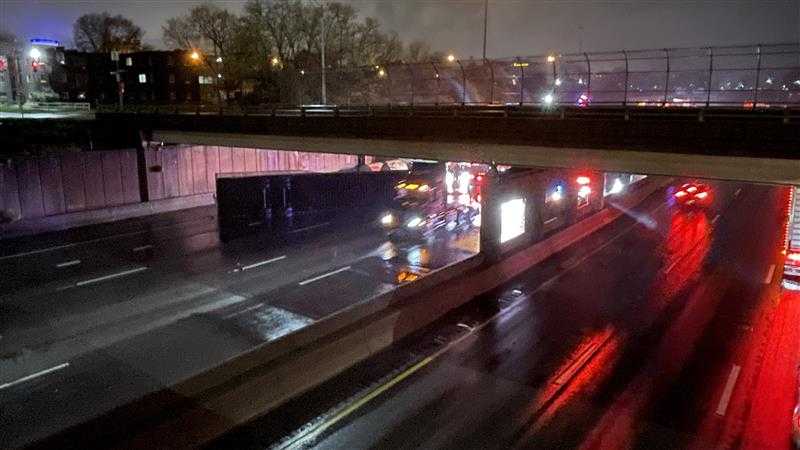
xmin=73 ymin=12 xmax=144 ymax=52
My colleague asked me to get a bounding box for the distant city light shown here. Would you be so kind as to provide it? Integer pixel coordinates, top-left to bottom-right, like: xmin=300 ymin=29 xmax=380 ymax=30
xmin=447 ymin=54 xmax=456 ymax=62
xmin=29 ymin=48 xmax=41 ymax=59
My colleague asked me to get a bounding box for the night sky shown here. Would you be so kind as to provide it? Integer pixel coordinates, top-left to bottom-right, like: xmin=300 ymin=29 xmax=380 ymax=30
xmin=1 ymin=1 xmax=798 ymax=57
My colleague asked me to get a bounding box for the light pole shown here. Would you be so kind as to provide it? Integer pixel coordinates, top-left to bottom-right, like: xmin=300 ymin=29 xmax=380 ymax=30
xmin=482 ymin=0 xmax=488 ymax=60
xmin=320 ymin=3 xmax=327 ymax=105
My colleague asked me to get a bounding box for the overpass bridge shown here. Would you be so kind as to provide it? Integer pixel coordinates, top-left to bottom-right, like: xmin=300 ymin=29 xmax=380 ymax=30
xmin=132 ymin=104 xmax=800 ymax=184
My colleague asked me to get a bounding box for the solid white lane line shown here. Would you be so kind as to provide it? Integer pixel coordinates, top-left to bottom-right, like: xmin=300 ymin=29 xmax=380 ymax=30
xmin=239 ymin=255 xmax=287 ymax=272
xmin=223 ymin=302 xmax=265 ymax=319
xmin=715 ymin=364 xmax=741 ymax=416
xmin=0 ymin=363 xmax=70 ymax=390
xmin=764 ymin=264 xmax=776 ymax=284
xmin=133 ymin=244 xmax=154 ymax=253
xmin=0 ymin=243 xmax=77 ymax=261
xmin=75 ymin=267 xmax=148 ymax=287
xmin=248 ymin=221 xmax=262 ymax=227
xmin=712 ymin=214 xmax=721 ymax=225
xmin=298 ymin=266 xmax=351 ymax=286
xmin=56 ymin=259 xmax=81 ymax=268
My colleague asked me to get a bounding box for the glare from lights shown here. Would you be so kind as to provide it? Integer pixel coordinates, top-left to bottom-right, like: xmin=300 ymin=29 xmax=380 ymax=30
xmin=546 ymin=55 xmax=556 ymax=63
xmin=406 ymin=216 xmax=423 ymax=229
xmin=542 ymin=93 xmax=554 ymax=105
xmin=381 ymin=213 xmax=395 ymax=226
xmin=549 ymin=185 xmax=564 ymax=202
xmin=190 ymin=51 xmax=200 ymax=61
xmin=447 ymin=54 xmax=456 ymax=62
xmin=418 ymin=184 xmax=430 ymax=192
xmin=500 ymin=198 xmax=526 ymax=243
xmin=554 ymin=78 xmax=562 ymax=86
xmin=300 ymin=69 xmax=305 ymax=75
xmin=695 ymin=191 xmax=708 ymax=199
xmin=765 ymin=77 xmax=772 ymax=84
xmin=609 ymin=178 xmax=625 ymax=195
xmin=217 ymin=73 xmax=222 ymax=78
xmin=576 ymin=176 xmax=591 ymax=185
xmin=445 ymin=171 xmax=455 ymax=194
xmin=458 ymin=171 xmax=472 ymax=194
xmin=578 ymin=185 xmax=592 ymax=198
xmin=215 ymin=56 xmax=223 ymax=63
xmin=378 ymin=68 xmax=386 ymax=77
xmin=29 ymin=48 xmax=41 ymax=59
xmin=271 ymin=56 xmax=280 ymax=66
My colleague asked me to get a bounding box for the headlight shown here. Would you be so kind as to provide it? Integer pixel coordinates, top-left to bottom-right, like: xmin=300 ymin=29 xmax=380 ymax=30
xmin=406 ymin=216 xmax=423 ymax=228
xmin=381 ymin=213 xmax=395 ymax=226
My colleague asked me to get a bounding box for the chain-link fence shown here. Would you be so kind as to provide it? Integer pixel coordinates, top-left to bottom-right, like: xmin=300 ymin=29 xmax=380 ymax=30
xmin=291 ymin=43 xmax=800 ymax=108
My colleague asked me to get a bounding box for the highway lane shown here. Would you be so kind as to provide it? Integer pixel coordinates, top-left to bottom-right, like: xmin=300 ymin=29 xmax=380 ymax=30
xmin=210 ymin=181 xmax=790 ymax=450
xmin=0 ymin=208 xmax=478 ymax=449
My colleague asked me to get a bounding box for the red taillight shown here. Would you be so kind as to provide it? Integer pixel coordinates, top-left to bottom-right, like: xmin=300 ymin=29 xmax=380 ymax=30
xmin=674 ymin=191 xmax=687 ymax=198
xmin=695 ymin=191 xmax=709 ymax=199
xmin=576 ymin=176 xmax=591 ymax=185
xmin=686 ymin=186 xmax=698 ymax=193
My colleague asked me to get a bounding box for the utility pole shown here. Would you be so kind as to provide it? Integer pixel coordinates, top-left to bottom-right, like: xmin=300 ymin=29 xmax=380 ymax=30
xmin=482 ymin=0 xmax=488 ymax=60
xmin=110 ymin=51 xmax=124 ymax=109
xmin=320 ymin=2 xmax=327 ymax=105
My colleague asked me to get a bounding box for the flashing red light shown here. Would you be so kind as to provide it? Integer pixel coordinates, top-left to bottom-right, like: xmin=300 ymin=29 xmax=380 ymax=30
xmin=476 ymin=175 xmax=483 ymax=182
xmin=576 ymin=176 xmax=591 ymax=185
xmin=674 ymin=190 xmax=687 ymax=197
xmin=686 ymin=186 xmax=698 ymax=193
xmin=695 ymin=191 xmax=708 ymax=199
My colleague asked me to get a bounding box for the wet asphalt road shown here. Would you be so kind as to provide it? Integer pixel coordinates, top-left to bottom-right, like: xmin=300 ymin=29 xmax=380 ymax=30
xmin=211 ymin=181 xmax=790 ymax=450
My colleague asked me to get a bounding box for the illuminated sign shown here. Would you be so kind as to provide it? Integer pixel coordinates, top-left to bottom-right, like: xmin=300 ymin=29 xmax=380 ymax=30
xmin=512 ymin=62 xmax=529 ymax=67
xmin=500 ymin=198 xmax=526 ymax=243
xmin=30 ymin=38 xmax=61 ymax=47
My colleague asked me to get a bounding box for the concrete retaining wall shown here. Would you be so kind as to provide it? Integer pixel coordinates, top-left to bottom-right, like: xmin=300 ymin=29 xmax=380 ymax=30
xmin=31 ymin=177 xmax=668 ymax=450
xmin=0 ymin=147 xmax=359 ymax=237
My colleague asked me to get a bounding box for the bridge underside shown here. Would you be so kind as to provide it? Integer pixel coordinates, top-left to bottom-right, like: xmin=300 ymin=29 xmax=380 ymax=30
xmin=153 ymin=129 xmax=800 ymax=185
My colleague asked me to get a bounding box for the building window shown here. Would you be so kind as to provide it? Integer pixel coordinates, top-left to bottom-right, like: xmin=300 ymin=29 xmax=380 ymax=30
xmin=125 ymin=57 xmax=133 ymax=66
xmin=169 ymin=74 xmax=175 ymax=84
xmin=138 ymin=73 xmax=147 ymax=84
xmin=170 ymin=91 xmax=176 ymax=101
xmin=198 ymin=75 xmax=213 ymax=85
xmin=167 ymin=56 xmax=174 ymax=66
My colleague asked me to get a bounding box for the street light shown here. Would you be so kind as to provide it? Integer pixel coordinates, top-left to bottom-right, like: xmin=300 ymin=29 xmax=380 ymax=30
xmin=190 ymin=51 xmax=200 ymax=61
xmin=377 ymin=68 xmax=386 ymax=77
xmin=271 ymin=56 xmax=280 ymax=67
xmin=29 ymin=47 xmax=41 ymax=59
xmin=215 ymin=56 xmax=223 ymax=63
xmin=546 ymin=55 xmax=556 ymax=63
xmin=447 ymin=54 xmax=456 ymax=63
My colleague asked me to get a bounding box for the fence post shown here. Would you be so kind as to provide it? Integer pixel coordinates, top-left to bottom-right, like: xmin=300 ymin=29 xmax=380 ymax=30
xmin=456 ymin=59 xmax=466 ymax=105
xmin=584 ymin=52 xmax=591 ymax=101
xmin=516 ymin=57 xmax=524 ymax=105
xmin=485 ymin=58 xmax=495 ymax=104
xmin=623 ymin=50 xmax=629 ymax=106
xmin=753 ymin=44 xmax=762 ymax=105
xmin=431 ymin=61 xmax=441 ymax=106
xmin=405 ymin=63 xmax=415 ymax=106
xmin=706 ymin=47 xmax=713 ymax=108
xmin=663 ymin=48 xmax=670 ymax=106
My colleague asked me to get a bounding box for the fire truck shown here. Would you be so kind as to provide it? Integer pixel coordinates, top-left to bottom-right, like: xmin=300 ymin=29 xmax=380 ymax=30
xmin=783 ymin=186 xmax=800 ymax=290
xmin=380 ymin=161 xmax=482 ymax=241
